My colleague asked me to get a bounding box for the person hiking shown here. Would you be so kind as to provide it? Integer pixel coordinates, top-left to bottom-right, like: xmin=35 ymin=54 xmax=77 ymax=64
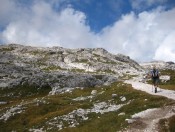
xmin=150 ymin=66 xmax=160 ymax=93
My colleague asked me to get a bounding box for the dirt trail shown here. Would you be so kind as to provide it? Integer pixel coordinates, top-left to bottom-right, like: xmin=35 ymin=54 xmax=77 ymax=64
xmin=124 ymin=79 xmax=175 ymax=132
xmin=125 ymin=79 xmax=175 ymax=100
xmin=124 ymin=106 xmax=175 ymax=132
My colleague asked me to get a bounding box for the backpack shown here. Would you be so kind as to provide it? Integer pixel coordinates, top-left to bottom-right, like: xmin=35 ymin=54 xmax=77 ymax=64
xmin=151 ymin=69 xmax=159 ymax=78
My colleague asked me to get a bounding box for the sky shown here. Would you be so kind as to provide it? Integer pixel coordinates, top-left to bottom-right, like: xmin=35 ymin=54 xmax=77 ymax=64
xmin=0 ymin=0 xmax=175 ymax=62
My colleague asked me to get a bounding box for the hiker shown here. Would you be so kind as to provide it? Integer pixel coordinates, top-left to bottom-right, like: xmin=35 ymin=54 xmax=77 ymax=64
xmin=150 ymin=66 xmax=160 ymax=93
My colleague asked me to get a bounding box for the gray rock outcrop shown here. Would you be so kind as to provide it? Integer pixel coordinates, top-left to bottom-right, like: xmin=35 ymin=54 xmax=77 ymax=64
xmin=0 ymin=44 xmax=143 ymax=96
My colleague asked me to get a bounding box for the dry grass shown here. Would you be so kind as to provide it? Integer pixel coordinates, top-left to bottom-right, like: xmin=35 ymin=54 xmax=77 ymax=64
xmin=158 ymin=115 xmax=175 ymax=132
xmin=0 ymin=81 xmax=174 ymax=132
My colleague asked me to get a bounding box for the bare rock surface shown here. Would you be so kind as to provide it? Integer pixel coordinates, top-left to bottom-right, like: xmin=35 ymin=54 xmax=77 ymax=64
xmin=0 ymin=44 xmax=143 ymax=95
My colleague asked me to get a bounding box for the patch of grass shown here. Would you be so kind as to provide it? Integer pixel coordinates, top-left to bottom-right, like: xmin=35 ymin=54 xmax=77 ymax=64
xmin=159 ymin=85 xmax=175 ymax=90
xmin=76 ymin=59 xmax=89 ymax=63
xmin=0 ymin=95 xmax=79 ymax=131
xmin=159 ymin=69 xmax=175 ymax=90
xmin=0 ymin=83 xmax=51 ymax=101
xmin=160 ymin=69 xmax=175 ymax=85
xmin=169 ymin=115 xmax=175 ymax=132
xmin=0 ymin=88 xmax=94 ymax=132
xmin=70 ymin=68 xmax=85 ymax=73
xmin=158 ymin=115 xmax=175 ymax=132
xmin=0 ymin=47 xmax=15 ymax=52
xmin=104 ymin=61 xmax=118 ymax=64
xmin=62 ymin=112 xmax=126 ymax=132
xmin=158 ymin=118 xmax=169 ymax=132
xmin=0 ymin=81 xmax=174 ymax=132
xmin=30 ymin=50 xmax=46 ymax=55
xmin=97 ymin=69 xmax=115 ymax=74
xmin=93 ymin=53 xmax=101 ymax=58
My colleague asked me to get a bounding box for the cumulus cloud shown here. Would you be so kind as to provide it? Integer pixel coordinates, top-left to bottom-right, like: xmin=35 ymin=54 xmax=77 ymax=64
xmin=99 ymin=7 xmax=175 ymax=62
xmin=154 ymin=31 xmax=175 ymax=61
xmin=0 ymin=0 xmax=175 ymax=62
xmin=1 ymin=0 xmax=97 ymax=48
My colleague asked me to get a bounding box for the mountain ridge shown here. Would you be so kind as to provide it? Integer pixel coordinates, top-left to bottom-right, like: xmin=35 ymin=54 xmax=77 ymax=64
xmin=0 ymin=44 xmax=143 ymax=91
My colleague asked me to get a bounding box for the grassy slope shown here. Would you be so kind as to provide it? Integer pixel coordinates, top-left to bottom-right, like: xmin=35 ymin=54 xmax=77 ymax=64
xmin=159 ymin=69 xmax=175 ymax=90
xmin=0 ymin=81 xmax=174 ymax=132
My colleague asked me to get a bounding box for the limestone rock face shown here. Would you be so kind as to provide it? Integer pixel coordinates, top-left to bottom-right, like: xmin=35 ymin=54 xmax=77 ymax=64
xmin=0 ymin=44 xmax=143 ymax=93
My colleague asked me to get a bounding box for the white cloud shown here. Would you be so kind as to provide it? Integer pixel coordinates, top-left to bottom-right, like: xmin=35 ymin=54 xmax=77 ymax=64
xmin=0 ymin=0 xmax=175 ymax=62
xmin=1 ymin=0 xmax=97 ymax=48
xmin=154 ymin=31 xmax=175 ymax=61
xmin=97 ymin=7 xmax=175 ymax=62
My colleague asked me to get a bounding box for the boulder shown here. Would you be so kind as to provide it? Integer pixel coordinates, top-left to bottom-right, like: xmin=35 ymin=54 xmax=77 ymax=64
xmin=91 ymin=90 xmax=97 ymax=95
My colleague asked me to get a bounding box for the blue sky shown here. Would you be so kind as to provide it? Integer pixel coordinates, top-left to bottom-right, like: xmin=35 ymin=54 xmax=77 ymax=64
xmin=68 ymin=0 xmax=131 ymax=32
xmin=67 ymin=0 xmax=174 ymax=32
xmin=0 ymin=0 xmax=175 ymax=62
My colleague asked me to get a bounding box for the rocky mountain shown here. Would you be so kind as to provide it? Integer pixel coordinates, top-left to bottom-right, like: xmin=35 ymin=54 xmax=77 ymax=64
xmin=0 ymin=44 xmax=175 ymax=132
xmin=0 ymin=44 xmax=143 ymax=95
xmin=140 ymin=61 xmax=175 ymax=70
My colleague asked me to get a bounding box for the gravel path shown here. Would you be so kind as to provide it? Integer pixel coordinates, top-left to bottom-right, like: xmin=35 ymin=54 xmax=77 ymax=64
xmin=124 ymin=79 xmax=175 ymax=132
xmin=125 ymin=80 xmax=175 ymax=100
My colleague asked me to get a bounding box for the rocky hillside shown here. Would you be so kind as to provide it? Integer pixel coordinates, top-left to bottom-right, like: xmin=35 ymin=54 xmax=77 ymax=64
xmin=0 ymin=44 xmax=175 ymax=132
xmin=140 ymin=61 xmax=175 ymax=70
xmin=0 ymin=44 xmax=143 ymax=94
